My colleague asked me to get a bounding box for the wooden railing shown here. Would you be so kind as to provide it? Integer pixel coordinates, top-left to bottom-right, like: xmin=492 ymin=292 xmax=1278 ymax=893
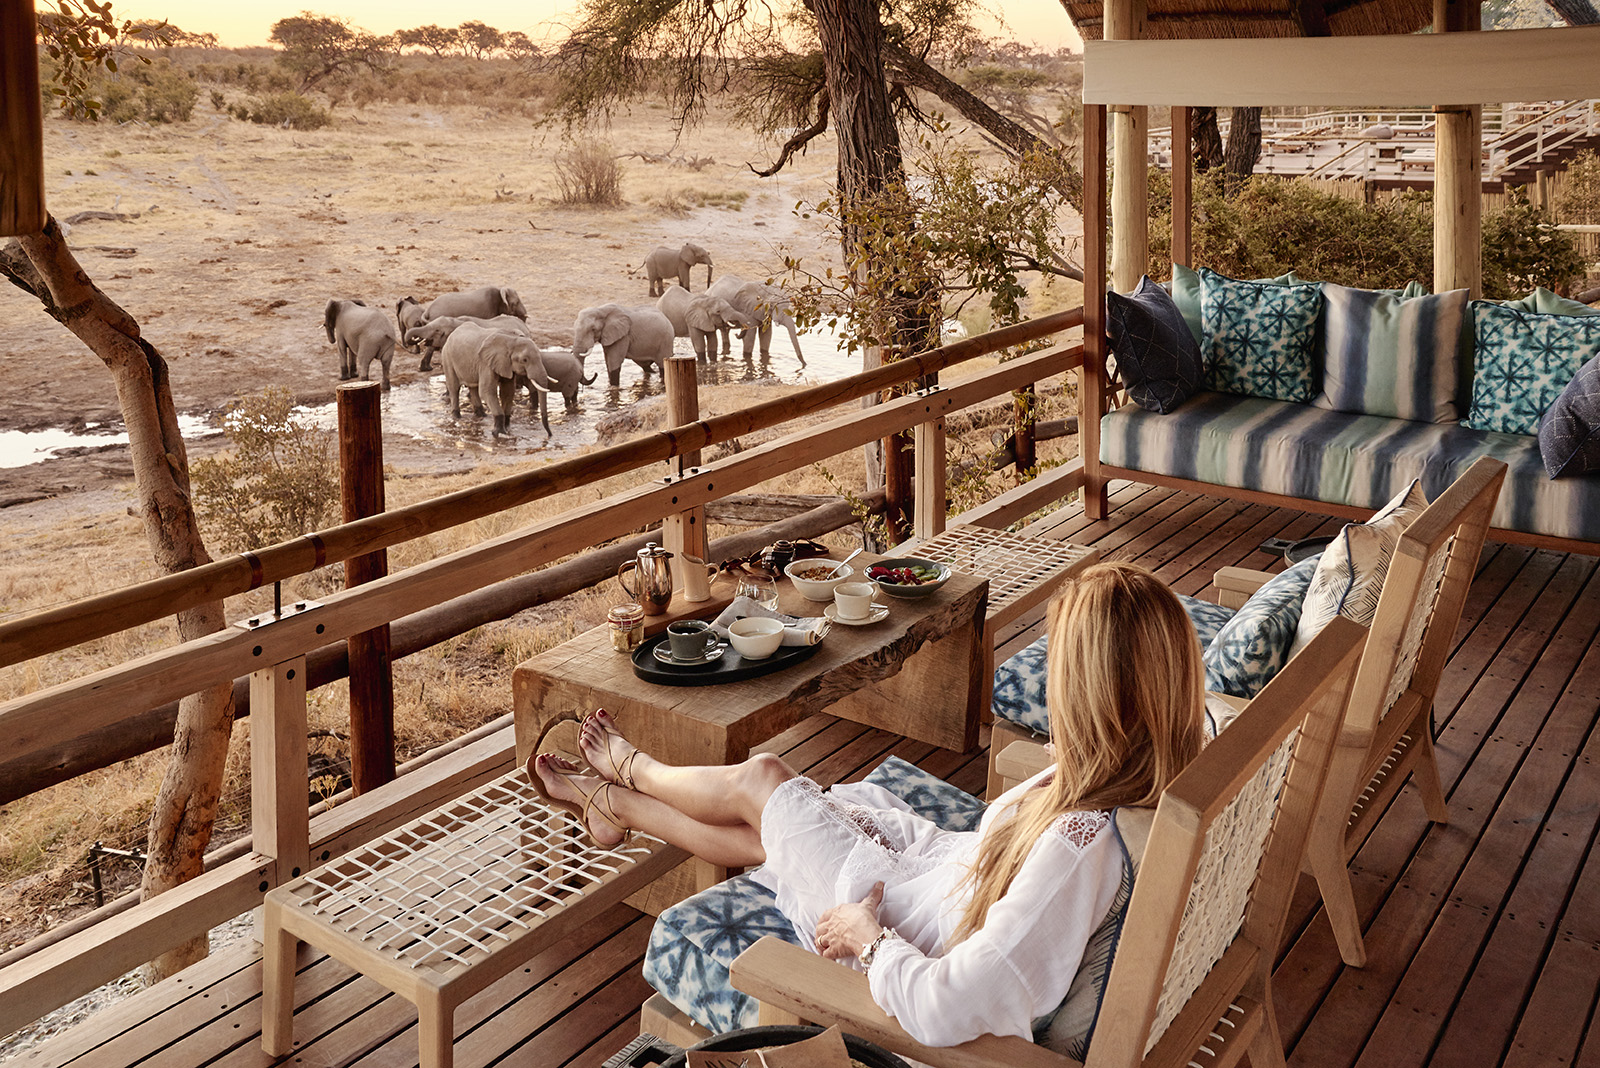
xmin=0 ymin=307 xmax=1088 ymax=1035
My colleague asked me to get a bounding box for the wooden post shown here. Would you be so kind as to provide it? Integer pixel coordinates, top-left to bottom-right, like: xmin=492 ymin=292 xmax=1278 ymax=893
xmin=1106 ymin=0 xmax=1149 ymax=295
xmin=913 ymin=408 xmax=947 ymax=541
xmin=1433 ymin=0 xmax=1482 ymax=298
xmin=1171 ymin=106 xmax=1194 ymax=270
xmin=251 ymin=657 xmax=310 ymax=884
xmin=338 ymin=382 xmax=394 ymax=793
xmin=884 ymin=427 xmax=912 ymax=545
xmin=662 ymin=356 xmax=710 ymax=572
xmin=1 ymin=0 xmax=47 ymax=236
xmin=1013 ymin=385 xmax=1037 ymax=477
xmin=1082 ymin=104 xmax=1110 ymax=521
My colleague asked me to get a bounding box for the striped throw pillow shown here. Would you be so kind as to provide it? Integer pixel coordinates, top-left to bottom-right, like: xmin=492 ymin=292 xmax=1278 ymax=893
xmin=1314 ymin=282 xmax=1469 ymax=423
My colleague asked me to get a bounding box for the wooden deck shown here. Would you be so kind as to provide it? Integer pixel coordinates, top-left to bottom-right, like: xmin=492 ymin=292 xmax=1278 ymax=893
xmin=17 ymin=482 xmax=1600 ymax=1068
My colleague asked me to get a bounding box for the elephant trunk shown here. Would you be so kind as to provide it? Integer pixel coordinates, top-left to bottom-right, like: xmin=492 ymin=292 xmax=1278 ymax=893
xmin=785 ymin=318 xmax=804 ymax=366
xmin=705 ymin=263 xmax=713 ymax=288
xmin=581 ymin=371 xmax=597 ymax=386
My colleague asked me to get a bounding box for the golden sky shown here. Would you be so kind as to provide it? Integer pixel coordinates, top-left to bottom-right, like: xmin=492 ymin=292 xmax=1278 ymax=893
xmin=123 ymin=0 xmax=1082 ymax=52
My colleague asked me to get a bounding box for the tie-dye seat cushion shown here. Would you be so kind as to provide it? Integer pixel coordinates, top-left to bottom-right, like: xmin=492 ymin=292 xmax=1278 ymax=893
xmin=643 ymin=757 xmax=984 ymax=1036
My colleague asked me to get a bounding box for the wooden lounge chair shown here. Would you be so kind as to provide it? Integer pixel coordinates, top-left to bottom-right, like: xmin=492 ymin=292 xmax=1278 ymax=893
xmin=729 ymin=616 xmax=1366 ymax=1068
xmin=1211 ymin=455 xmax=1505 ymax=967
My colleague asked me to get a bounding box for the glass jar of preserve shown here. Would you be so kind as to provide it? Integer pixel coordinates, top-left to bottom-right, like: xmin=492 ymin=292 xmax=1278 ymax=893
xmin=608 ymin=603 xmax=645 ymax=652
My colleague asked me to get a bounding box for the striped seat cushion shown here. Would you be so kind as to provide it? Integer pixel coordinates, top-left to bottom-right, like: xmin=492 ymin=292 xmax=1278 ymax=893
xmin=1101 ymin=391 xmax=1600 ymax=542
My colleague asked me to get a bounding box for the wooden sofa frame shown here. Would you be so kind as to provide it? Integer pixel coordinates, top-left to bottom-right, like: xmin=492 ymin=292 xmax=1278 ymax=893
xmin=728 ymin=618 xmax=1365 ymax=1068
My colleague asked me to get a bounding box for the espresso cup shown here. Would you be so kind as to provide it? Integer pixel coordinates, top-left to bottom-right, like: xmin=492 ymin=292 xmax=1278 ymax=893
xmin=833 ymin=582 xmax=876 ymax=620
xmin=666 ymin=619 xmax=717 ymax=660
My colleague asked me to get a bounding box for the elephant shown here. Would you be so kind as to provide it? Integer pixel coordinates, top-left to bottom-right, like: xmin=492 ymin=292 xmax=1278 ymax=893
xmin=323 ymin=299 xmax=395 ymax=389
xmin=409 ymin=315 xmax=594 ymax=413
xmin=708 ymin=276 xmax=805 ymax=367
xmin=421 ymin=286 xmax=528 ymax=326
xmin=396 ymin=295 xmax=429 ymax=359
xmin=643 ymin=242 xmax=713 ymax=297
xmin=656 ymin=284 xmax=754 ymax=360
xmin=572 ymin=303 xmax=676 ymax=388
xmin=405 ymin=313 xmax=531 ymax=374
xmin=537 ymin=348 xmax=597 ymax=413
xmin=438 ymin=321 xmax=552 ymax=438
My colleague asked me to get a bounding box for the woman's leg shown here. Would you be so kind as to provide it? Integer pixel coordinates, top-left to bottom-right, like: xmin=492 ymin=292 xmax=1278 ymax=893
xmin=580 ymin=709 xmax=794 ymax=831
xmin=530 ymin=754 xmax=766 ymax=868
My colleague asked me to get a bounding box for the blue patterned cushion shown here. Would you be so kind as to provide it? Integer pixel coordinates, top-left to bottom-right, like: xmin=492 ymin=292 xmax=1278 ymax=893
xmin=1170 ymin=264 xmax=1303 ymax=345
xmin=1200 ymin=268 xmax=1322 ymax=403
xmin=1201 ymin=555 xmax=1320 ymax=698
xmin=1108 ymin=276 xmax=1204 ymax=413
xmin=643 ymin=757 xmax=982 ymax=1034
xmin=1465 ymin=302 xmax=1600 ymax=436
xmin=992 ymin=600 xmax=1226 ymax=739
xmin=1539 ymin=353 xmax=1600 ymax=478
xmin=1314 ymin=282 xmax=1469 ymax=423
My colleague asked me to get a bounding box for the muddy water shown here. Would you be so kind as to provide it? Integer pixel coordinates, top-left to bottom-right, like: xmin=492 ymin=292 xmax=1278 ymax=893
xmin=0 ymin=415 xmax=220 ymax=471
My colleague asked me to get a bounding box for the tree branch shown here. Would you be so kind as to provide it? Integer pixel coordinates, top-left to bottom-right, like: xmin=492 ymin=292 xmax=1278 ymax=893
xmin=751 ymin=92 xmax=832 ymax=177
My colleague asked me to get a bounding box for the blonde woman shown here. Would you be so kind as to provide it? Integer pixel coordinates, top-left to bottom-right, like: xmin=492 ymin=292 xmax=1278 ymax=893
xmin=529 ymin=562 xmax=1205 ymax=1047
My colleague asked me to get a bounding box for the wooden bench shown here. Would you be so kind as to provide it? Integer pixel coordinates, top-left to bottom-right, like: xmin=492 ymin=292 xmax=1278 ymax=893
xmin=261 ymin=768 xmax=686 ymax=1068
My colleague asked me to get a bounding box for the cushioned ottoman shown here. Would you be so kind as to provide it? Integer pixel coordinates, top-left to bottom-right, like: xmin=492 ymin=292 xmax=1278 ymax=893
xmin=642 ymin=757 xmax=985 ymax=1035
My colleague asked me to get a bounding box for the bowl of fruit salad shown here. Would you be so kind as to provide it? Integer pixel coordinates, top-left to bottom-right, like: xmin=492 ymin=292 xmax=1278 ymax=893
xmin=864 ymin=557 xmax=952 ymax=599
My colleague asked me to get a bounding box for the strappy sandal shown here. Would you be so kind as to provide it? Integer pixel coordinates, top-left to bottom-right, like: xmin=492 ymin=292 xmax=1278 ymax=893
xmin=528 ymin=753 xmax=631 ymax=848
xmin=584 ymin=708 xmax=640 ymax=791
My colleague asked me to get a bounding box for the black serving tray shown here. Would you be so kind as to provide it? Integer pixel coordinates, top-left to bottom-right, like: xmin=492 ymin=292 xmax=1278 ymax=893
xmin=631 ymin=630 xmax=820 ymax=686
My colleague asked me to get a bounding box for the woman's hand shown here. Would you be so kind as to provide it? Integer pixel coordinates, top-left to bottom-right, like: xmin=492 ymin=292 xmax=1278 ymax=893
xmin=814 ymin=882 xmax=886 ymax=961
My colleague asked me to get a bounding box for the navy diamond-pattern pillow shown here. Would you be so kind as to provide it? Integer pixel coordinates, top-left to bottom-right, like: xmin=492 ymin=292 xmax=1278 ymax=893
xmin=1107 ymin=276 xmax=1204 ymax=413
xmin=1200 ymin=267 xmax=1322 ymax=403
xmin=1539 ymin=351 xmax=1600 ymax=478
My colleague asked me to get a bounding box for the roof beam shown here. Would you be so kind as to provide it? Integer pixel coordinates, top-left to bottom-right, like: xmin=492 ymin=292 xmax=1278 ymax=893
xmin=1083 ymin=25 xmax=1600 ymax=105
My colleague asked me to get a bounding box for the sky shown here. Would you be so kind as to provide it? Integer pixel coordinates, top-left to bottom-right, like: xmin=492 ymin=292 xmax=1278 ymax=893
xmin=120 ymin=0 xmax=1083 ymax=52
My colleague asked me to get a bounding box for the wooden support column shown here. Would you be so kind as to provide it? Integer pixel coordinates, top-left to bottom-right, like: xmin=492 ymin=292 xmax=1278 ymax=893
xmin=1082 ymin=103 xmax=1111 ymax=521
xmin=1013 ymin=385 xmax=1037 ymax=477
xmin=338 ymin=382 xmax=394 ymax=793
xmin=1171 ymin=106 xmax=1194 ymax=270
xmin=1106 ymin=0 xmax=1149 ymax=294
xmin=913 ymin=401 xmax=947 ymax=541
xmin=1 ymin=0 xmax=47 ymax=236
xmin=1434 ymin=0 xmax=1482 ymax=297
xmin=251 ymin=657 xmax=310 ymax=884
xmin=662 ymin=357 xmax=710 ymax=571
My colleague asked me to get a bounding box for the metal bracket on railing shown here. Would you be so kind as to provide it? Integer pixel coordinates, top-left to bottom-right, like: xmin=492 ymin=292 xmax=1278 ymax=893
xmin=88 ymin=841 xmax=145 ymax=907
xmin=235 ymin=580 xmax=322 ymax=630
xmin=916 ymin=384 xmax=946 ymax=398
xmin=660 ymin=465 xmax=704 ymax=484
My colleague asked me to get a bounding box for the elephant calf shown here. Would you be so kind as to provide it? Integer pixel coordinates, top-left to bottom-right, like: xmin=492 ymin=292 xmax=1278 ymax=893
xmin=656 ymin=284 xmax=753 ymax=360
xmin=573 ymin=303 xmax=676 ymax=388
xmin=439 ymin=321 xmax=552 ymax=438
xmin=324 ymin=298 xmax=395 ymax=390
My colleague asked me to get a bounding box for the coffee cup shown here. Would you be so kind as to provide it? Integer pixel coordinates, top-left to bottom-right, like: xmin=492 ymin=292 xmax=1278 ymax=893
xmin=666 ymin=619 xmax=718 ymax=660
xmin=728 ymin=617 xmax=785 ymax=659
xmin=833 ymin=582 xmax=876 ymax=620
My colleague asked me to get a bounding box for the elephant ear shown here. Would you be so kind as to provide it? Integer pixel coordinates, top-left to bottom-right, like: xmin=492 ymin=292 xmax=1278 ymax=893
xmin=489 ymin=337 xmax=515 ymax=379
xmin=687 ymin=304 xmax=717 ymax=333
xmin=324 ymin=300 xmax=339 ymax=343
xmin=600 ymin=310 xmax=631 ymax=347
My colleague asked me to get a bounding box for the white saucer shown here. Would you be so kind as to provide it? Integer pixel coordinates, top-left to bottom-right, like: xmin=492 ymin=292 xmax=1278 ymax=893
xmin=824 ymin=603 xmax=889 ymax=626
xmin=653 ymin=642 xmax=726 ymax=666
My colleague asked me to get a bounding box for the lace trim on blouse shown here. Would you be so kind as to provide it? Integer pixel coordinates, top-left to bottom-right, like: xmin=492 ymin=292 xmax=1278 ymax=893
xmin=1050 ymin=809 xmax=1111 ymax=851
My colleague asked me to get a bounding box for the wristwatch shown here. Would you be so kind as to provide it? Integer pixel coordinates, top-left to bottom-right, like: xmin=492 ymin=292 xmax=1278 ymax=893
xmin=858 ymin=927 xmax=901 ymax=969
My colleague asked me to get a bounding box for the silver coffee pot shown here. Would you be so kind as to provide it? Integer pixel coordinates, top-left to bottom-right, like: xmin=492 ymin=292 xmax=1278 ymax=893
xmin=618 ymin=542 xmax=675 ymax=615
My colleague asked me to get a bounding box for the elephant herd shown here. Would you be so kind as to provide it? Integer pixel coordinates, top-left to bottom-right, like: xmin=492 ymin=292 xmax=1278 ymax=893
xmin=319 ymin=244 xmax=806 ymax=440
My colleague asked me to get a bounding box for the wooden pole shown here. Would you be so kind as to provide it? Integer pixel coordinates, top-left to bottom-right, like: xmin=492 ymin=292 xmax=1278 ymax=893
xmin=1 ymin=0 xmax=47 ymax=236
xmin=338 ymin=382 xmax=394 ymax=793
xmin=250 ymin=657 xmax=310 ymax=884
xmin=913 ymin=410 xmax=947 ymax=541
xmin=1106 ymin=0 xmax=1149 ymax=294
xmin=1083 ymin=104 xmax=1110 ymax=521
xmin=1433 ymin=0 xmax=1482 ymax=297
xmin=1013 ymin=385 xmax=1037 ymax=476
xmin=662 ymin=356 xmax=710 ymax=575
xmin=1171 ymin=106 xmax=1194 ymax=270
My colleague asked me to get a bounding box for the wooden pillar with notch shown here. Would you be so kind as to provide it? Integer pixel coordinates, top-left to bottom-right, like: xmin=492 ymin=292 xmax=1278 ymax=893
xmin=251 ymin=657 xmax=310 ymax=886
xmin=1 ymin=0 xmax=46 ymax=236
xmin=662 ymin=357 xmax=710 ymax=571
xmin=1106 ymin=0 xmax=1149 ymax=295
xmin=1082 ymin=104 xmax=1111 ymax=521
xmin=339 ymin=381 xmax=395 ymax=793
xmin=1433 ymin=0 xmax=1482 ymax=297
xmin=912 ymin=394 xmax=947 ymax=541
xmin=1171 ymin=106 xmax=1194 ymax=270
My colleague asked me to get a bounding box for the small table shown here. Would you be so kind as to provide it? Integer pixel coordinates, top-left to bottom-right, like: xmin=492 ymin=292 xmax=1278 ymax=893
xmin=511 ymin=564 xmax=988 ymax=770
xmin=261 ymin=769 xmax=686 ymax=1068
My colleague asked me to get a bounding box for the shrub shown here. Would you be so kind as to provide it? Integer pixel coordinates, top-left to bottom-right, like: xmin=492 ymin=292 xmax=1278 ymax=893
xmin=134 ymin=61 xmax=199 ymax=122
xmin=210 ymin=89 xmax=226 ymax=110
xmin=554 ymin=140 xmax=624 ymax=206
xmin=1481 ymin=187 xmax=1586 ymax=298
xmin=192 ymin=388 xmax=340 ymax=553
xmin=247 ymin=91 xmax=332 ymax=130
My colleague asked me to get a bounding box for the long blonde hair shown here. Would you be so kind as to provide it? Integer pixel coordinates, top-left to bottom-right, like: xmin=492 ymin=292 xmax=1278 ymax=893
xmin=951 ymin=562 xmax=1205 ymax=942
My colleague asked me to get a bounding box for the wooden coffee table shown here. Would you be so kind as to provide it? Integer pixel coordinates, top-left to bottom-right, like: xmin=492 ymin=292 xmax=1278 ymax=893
xmin=511 ymin=565 xmax=988 ymax=771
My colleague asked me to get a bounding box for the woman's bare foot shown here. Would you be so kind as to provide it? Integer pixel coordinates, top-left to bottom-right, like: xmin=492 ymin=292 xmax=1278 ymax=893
xmin=581 ymin=709 xmax=646 ymax=791
xmin=528 ymin=753 xmax=626 ymax=848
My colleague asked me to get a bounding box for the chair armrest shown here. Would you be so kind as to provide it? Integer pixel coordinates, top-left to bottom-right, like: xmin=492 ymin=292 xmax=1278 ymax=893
xmin=729 ymin=937 xmax=1074 ymax=1068
xmin=1214 ymin=566 xmax=1275 ymax=610
xmin=995 ymin=740 xmax=1052 ymax=792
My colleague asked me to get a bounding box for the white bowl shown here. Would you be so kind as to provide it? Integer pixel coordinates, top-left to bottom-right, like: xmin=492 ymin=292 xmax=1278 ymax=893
xmin=728 ymin=616 xmax=785 ymax=659
xmin=785 ymin=558 xmax=855 ymax=601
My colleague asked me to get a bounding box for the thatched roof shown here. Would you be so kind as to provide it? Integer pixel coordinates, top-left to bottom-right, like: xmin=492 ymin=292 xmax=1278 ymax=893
xmin=1061 ymin=0 xmax=1456 ymax=41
